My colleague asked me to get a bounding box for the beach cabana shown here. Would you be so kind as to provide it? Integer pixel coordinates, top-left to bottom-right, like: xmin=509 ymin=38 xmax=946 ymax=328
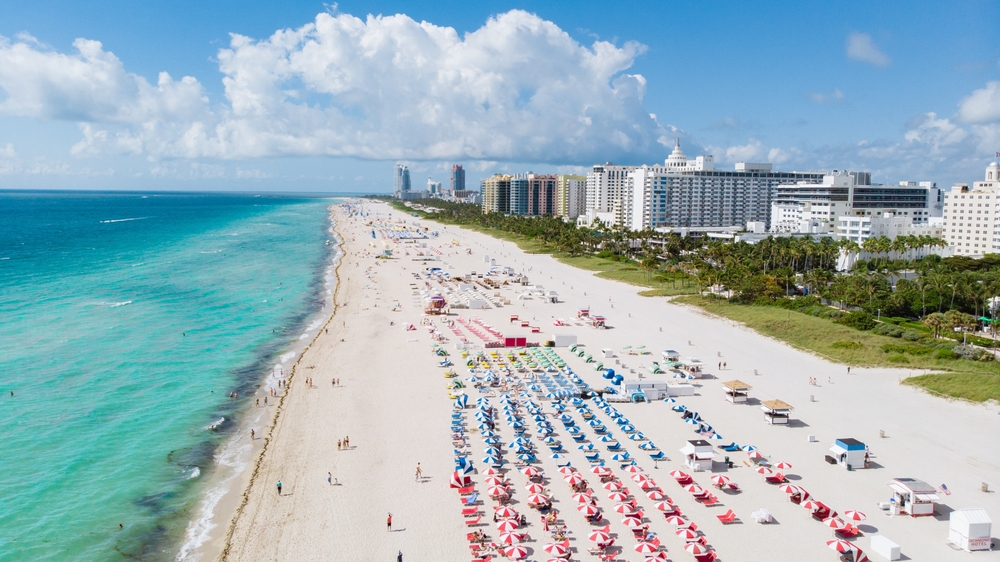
xmin=622 ymin=380 xmax=668 ymax=401
xmin=721 ymin=380 xmax=752 ymax=404
xmin=949 ymin=509 xmax=993 ymax=551
xmin=760 ymin=399 xmax=793 ymax=425
xmin=888 ymin=478 xmax=940 ymax=517
xmin=683 ymin=357 xmax=705 ymax=377
xmin=827 ymin=438 xmax=867 ymax=470
xmin=661 ymin=349 xmax=680 ymax=362
xmin=679 ymin=439 xmax=715 ymax=472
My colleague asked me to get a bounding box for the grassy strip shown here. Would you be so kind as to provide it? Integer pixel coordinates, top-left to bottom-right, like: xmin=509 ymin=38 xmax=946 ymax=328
xmin=389 ymin=200 xmax=697 ymax=295
xmin=674 ymin=295 xmax=1000 ymax=402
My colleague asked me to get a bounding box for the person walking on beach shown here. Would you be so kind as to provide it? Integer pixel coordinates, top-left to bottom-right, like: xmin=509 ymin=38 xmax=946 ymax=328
xmin=415 ymin=463 xmax=422 ymax=481
xmin=276 ymin=481 xmax=282 ymax=495
xmin=328 ymin=472 xmax=332 ymax=485
xmin=397 ymin=551 xmax=403 ymax=562
xmin=387 ymin=512 xmax=392 ymax=531
xmin=337 ymin=439 xmax=341 ymax=450
xmin=250 ymin=429 xmax=255 ymax=440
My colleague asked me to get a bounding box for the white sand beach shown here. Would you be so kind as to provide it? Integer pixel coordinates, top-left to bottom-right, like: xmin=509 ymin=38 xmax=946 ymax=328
xmin=220 ymin=200 xmax=1000 ymax=562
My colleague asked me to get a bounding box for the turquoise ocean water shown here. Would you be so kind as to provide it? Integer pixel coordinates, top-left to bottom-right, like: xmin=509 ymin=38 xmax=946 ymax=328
xmin=0 ymin=192 xmax=337 ymax=561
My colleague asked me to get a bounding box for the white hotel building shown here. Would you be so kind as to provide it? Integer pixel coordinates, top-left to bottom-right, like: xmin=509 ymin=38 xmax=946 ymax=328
xmin=942 ymin=161 xmax=1000 ymax=256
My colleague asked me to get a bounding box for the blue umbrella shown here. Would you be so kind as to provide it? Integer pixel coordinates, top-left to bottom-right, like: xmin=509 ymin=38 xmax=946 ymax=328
xmin=484 ymin=447 xmax=501 ymax=456
xmin=484 ymin=437 xmax=499 ymax=444
xmin=459 ymin=460 xmax=475 ymax=474
xmin=510 ymin=421 xmax=524 ymax=429
xmin=454 ymin=395 xmax=469 ymax=409
xmin=611 ymin=452 xmax=631 ymax=461
xmin=517 ymin=453 xmax=536 ymax=462
xmin=599 ymin=434 xmax=617 ymax=442
xmin=709 ymin=433 xmax=724 ymax=441
xmin=649 ymin=451 xmax=666 ymax=460
xmin=628 ymin=433 xmax=645 ymax=442
xmin=578 ymin=443 xmax=596 ymax=451
xmin=639 ymin=442 xmax=657 ymax=450
xmin=550 ymin=453 xmax=566 ymax=460
xmin=685 ymin=418 xmax=700 ymax=425
xmin=482 ymin=455 xmax=500 ymax=464
xmin=662 ymin=397 xmax=677 ymax=403
xmin=542 ymin=436 xmax=558 ymax=445
xmin=744 ymin=445 xmax=758 ymax=452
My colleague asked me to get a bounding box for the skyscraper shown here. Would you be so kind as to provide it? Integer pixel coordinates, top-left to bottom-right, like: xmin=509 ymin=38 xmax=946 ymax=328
xmin=394 ymin=164 xmax=411 ymax=198
xmin=450 ymin=165 xmax=466 ymax=192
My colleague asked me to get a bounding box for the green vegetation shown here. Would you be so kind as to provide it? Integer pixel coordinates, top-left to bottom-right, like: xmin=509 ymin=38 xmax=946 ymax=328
xmin=903 ymin=373 xmax=1000 ymax=402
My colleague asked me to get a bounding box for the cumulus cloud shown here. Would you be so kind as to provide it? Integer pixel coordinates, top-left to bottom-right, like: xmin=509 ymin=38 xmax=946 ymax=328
xmin=957 ymin=81 xmax=1000 ymax=124
xmin=808 ymin=88 xmax=845 ymax=105
xmin=0 ymin=10 xmax=667 ymax=163
xmin=846 ymin=32 xmax=890 ymax=67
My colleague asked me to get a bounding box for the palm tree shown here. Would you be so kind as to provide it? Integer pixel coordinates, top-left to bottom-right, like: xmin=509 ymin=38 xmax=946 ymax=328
xmin=922 ymin=312 xmax=947 ymax=339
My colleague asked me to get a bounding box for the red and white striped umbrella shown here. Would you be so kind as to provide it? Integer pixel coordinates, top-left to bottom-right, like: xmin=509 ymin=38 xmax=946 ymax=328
xmin=485 ymin=476 xmax=505 ymax=486
xmin=646 ymin=489 xmax=666 ymax=500
xmin=622 ymin=516 xmax=643 ymax=527
xmin=643 ymin=556 xmax=669 ymax=562
xmin=801 ymin=500 xmax=824 ymax=512
xmin=503 ymin=545 xmax=528 ymax=559
xmin=577 ymin=503 xmax=601 ymax=516
xmin=826 ymin=539 xmax=854 ymax=553
xmin=526 ymin=494 xmax=549 ymax=505
xmin=495 ymin=506 xmax=518 ymax=519
xmin=625 ymin=465 xmax=644 ymax=474
xmin=572 ymin=492 xmax=592 ymax=503
xmin=676 ymin=528 xmax=699 ymax=540
xmin=747 ymin=450 xmax=764 ymax=460
xmin=487 ymin=485 xmax=508 ymax=497
xmin=685 ymin=484 xmax=705 ymax=495
xmin=653 ymin=500 xmax=674 ymax=511
xmin=496 ymin=519 xmax=520 ymax=532
xmin=823 ymin=517 xmax=847 ymax=530
xmin=634 ymin=542 xmax=659 ymax=554
xmin=778 ymin=483 xmax=798 ymax=494
xmin=668 ymin=470 xmax=689 ymax=479
xmin=640 ymin=480 xmax=659 ymax=491
xmin=613 ymin=503 xmax=637 ymax=514
xmin=558 ymin=466 xmax=577 ymax=475
xmin=588 ymin=530 xmax=610 ymax=542
xmin=591 ymin=466 xmax=611 ymax=475
xmin=775 ymin=461 xmax=792 ymax=470
xmin=524 ymin=482 xmax=545 ymax=494
xmin=498 ymin=531 xmax=522 ymax=544
xmin=843 ymin=510 xmax=867 ymax=521
xmin=543 ymin=543 xmax=569 ymax=556
xmin=665 ymin=515 xmax=687 ymax=525
xmin=710 ymin=475 xmax=731 ymax=487
xmin=755 ymin=466 xmax=773 ymax=476
xmin=484 ymin=467 xmax=501 ymax=476
xmin=608 ymin=491 xmax=629 ymax=502
xmin=632 ymin=473 xmax=650 ymax=483
xmin=520 ymin=466 xmax=540 ymax=477
xmin=564 ymin=473 xmax=585 ymax=486
xmin=684 ymin=542 xmax=708 ymax=555
xmin=450 ymin=471 xmax=472 ymax=488
xmin=604 ymin=480 xmax=622 ymax=491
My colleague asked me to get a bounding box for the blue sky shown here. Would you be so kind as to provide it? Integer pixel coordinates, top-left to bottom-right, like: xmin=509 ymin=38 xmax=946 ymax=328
xmin=0 ymin=1 xmax=998 ymax=191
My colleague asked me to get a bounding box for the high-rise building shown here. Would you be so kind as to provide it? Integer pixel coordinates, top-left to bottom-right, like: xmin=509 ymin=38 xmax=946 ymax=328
xmin=527 ymin=174 xmax=558 ymax=216
xmin=617 ymin=140 xmax=824 ymax=231
xmin=482 ymin=175 xmax=512 ymax=214
xmin=942 ymin=161 xmax=1000 ymax=256
xmin=426 ymin=178 xmax=442 ymax=196
xmin=450 ymin=165 xmax=466 ymax=192
xmin=394 ymin=164 xmax=411 ymax=198
xmin=556 ymin=174 xmax=587 ymax=219
xmin=510 ymin=175 xmax=529 ymax=215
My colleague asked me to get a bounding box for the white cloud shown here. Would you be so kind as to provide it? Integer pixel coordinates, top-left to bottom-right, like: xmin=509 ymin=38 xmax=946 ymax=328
xmin=767 ymin=147 xmax=791 ymax=164
xmin=957 ymin=81 xmax=1000 ymax=124
xmin=846 ymin=32 xmax=890 ymax=67
xmin=707 ymin=138 xmax=767 ymax=163
xmin=808 ymin=88 xmax=845 ymax=105
xmin=0 ymin=10 xmax=666 ymax=163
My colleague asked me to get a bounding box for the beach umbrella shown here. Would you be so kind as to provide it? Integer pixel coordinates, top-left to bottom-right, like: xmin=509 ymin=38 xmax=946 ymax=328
xmin=588 ymin=530 xmax=611 ymax=542
xmin=743 ymin=445 xmax=758 ymax=452
xmin=599 ymin=435 xmax=617 ymax=443
xmin=579 ymin=443 xmax=596 ymax=451
xmin=683 ymin=542 xmax=708 ymax=555
xmin=542 ymin=437 xmax=558 ymax=445
xmin=496 ymin=519 xmax=520 ymax=532
xmin=520 ymin=466 xmax=540 ymax=477
xmin=459 ymin=459 xmax=475 ymax=475
xmin=526 ymin=494 xmax=549 ymax=505
xmin=640 ymin=480 xmax=660 ymax=492
xmin=665 ymin=515 xmax=687 ymax=525
xmin=517 ymin=453 xmax=537 ymax=463
xmin=669 ymin=470 xmax=688 ymax=479
xmin=622 ymin=516 xmax=643 ymax=527
xmin=755 ymin=466 xmax=773 ymax=477
xmin=624 ymin=465 xmax=643 ymax=474
xmin=564 ymin=473 xmax=585 ymax=486
xmin=608 ymin=491 xmax=629 ymax=502
xmin=550 ymin=453 xmax=566 ymax=460
xmin=450 ymin=471 xmax=472 ymax=489
xmin=663 ymin=397 xmax=677 ymax=403
xmin=577 ymin=503 xmax=601 ymax=516
xmin=653 ymin=501 xmax=674 ymax=511
xmin=503 ymin=545 xmax=527 ymax=559
xmin=826 ymin=539 xmax=854 ymax=553
xmin=543 ymin=543 xmax=569 ymax=556
xmin=801 ymin=500 xmax=824 ymax=512
xmin=482 ymin=456 xmax=501 ymax=465
xmin=686 ymin=485 xmax=705 ymax=495
xmin=558 ymin=466 xmax=577 ymax=475
xmin=611 ymin=453 xmax=631 ymax=461
xmin=708 ymin=433 xmax=724 ymax=441
xmin=525 ymin=482 xmax=545 ymax=494
xmin=823 ymin=517 xmax=848 ymax=530
xmin=843 ymin=510 xmax=867 ymax=521
xmin=646 ymin=490 xmax=666 ymax=500
xmin=775 ymin=461 xmax=792 ymax=470
xmin=676 ymin=527 xmax=699 ymax=540
xmin=630 ymin=433 xmax=646 ymax=442
xmin=632 ymin=473 xmax=649 ymax=483
xmin=603 ymin=481 xmax=622 ymax=491
xmin=498 ymin=531 xmax=522 ymax=545
xmin=710 ymin=475 xmax=731 ymax=487
xmin=590 ymin=466 xmax=610 ymax=475
xmin=635 ymin=542 xmax=659 ymax=554
xmin=778 ymin=483 xmax=798 ymax=494
xmin=484 ymin=476 xmax=505 ymax=486
xmin=571 ymin=492 xmax=592 ymax=503
xmin=484 ymin=446 xmax=502 ymax=456
xmin=495 ymin=505 xmax=518 ymax=518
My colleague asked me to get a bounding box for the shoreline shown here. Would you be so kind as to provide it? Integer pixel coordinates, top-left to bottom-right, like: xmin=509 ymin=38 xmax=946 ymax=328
xmin=178 ymin=202 xmax=346 ymax=562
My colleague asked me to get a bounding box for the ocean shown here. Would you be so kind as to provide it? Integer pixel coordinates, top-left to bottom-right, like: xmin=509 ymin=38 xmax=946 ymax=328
xmin=0 ymin=191 xmax=338 ymax=561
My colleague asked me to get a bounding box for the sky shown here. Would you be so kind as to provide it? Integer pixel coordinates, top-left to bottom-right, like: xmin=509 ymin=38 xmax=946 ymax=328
xmin=0 ymin=0 xmax=998 ymax=192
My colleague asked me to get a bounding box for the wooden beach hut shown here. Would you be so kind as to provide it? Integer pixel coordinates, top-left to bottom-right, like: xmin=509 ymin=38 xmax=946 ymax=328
xmin=721 ymin=380 xmax=752 ymax=404
xmin=760 ymin=399 xmax=793 ymax=425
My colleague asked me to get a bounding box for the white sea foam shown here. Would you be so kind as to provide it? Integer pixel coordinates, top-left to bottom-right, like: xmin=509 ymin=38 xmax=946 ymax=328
xmin=188 ymin=467 xmax=201 ymax=479
xmin=92 ymin=300 xmax=133 ymax=307
xmin=100 ymin=217 xmax=148 ymax=224
xmin=279 ymin=351 xmax=295 ymax=364
xmin=132 ymin=263 xmax=144 ymax=267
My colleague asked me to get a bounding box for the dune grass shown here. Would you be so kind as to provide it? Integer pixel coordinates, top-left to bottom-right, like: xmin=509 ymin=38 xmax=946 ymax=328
xmin=674 ymin=295 xmax=1000 ymax=402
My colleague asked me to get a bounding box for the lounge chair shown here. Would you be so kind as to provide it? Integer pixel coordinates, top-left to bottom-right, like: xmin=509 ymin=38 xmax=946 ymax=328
xmin=765 ymin=473 xmax=786 ymax=484
xmin=716 ymin=509 xmax=738 ymax=524
xmin=835 ymin=524 xmax=860 ymax=538
xmin=701 ymin=495 xmax=719 ymax=507
xmin=462 ymin=507 xmax=479 ymax=516
xmin=721 ymin=442 xmax=741 ymax=452
xmin=465 ymin=515 xmax=482 ymax=526
xmin=727 ymin=483 xmax=741 ymax=493
xmin=471 ymin=556 xmax=492 ymax=562
xmin=463 ymin=492 xmax=479 ymax=505
xmin=458 ymin=486 xmax=475 ymax=495
xmin=694 ymin=552 xmax=717 ymax=562
xmin=751 ymin=508 xmax=772 ymax=523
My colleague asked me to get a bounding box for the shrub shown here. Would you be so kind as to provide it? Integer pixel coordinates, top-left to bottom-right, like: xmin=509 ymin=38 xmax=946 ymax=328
xmin=831 ymin=341 xmax=864 ymax=350
xmin=952 ymin=346 xmax=992 ymax=361
xmin=872 ymin=323 xmax=904 ymax=338
xmin=901 ymin=330 xmax=924 ymax=342
xmin=933 ymin=348 xmax=958 ymax=360
xmin=886 ymin=354 xmax=909 ymax=363
xmin=837 ymin=311 xmax=876 ymax=331
xmin=881 ymin=343 xmax=932 ymax=355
